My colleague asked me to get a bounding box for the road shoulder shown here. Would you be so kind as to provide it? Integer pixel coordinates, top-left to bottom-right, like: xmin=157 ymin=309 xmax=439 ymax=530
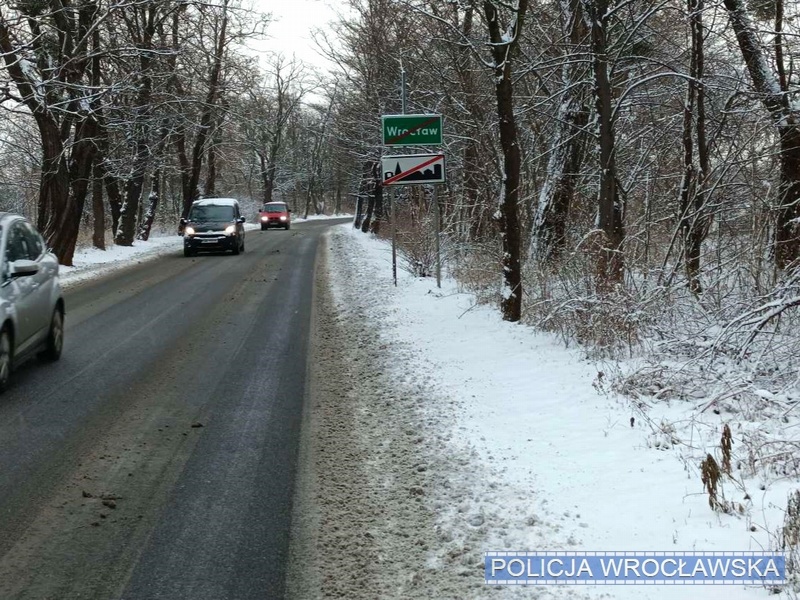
xmin=286 ymin=228 xmax=488 ymax=599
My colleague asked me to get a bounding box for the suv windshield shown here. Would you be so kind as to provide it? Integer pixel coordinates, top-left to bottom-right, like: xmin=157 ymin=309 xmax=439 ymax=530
xmin=262 ymin=204 xmax=287 ymax=213
xmin=189 ymin=205 xmax=235 ymax=222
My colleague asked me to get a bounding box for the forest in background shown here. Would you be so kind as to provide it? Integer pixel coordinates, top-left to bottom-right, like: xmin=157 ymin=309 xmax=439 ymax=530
xmin=0 ymin=0 xmax=348 ymax=265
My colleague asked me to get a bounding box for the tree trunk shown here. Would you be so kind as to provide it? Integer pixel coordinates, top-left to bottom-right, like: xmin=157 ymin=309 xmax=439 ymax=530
xmin=483 ymin=0 xmax=528 ymax=322
xmin=360 ymin=165 xmax=378 ymax=233
xmin=680 ymin=0 xmax=711 ymax=295
xmin=43 ymin=114 xmax=99 ymax=265
xmin=114 ymin=131 xmax=148 ymax=248
xmin=532 ymin=0 xmax=588 ymax=264
xmin=777 ymin=128 xmax=800 ymax=268
xmin=368 ymin=161 xmax=383 ymax=234
xmin=176 ymin=128 xmax=193 ymax=219
xmin=169 ymin=8 xmax=192 ymax=221
xmin=264 ymin=139 xmax=280 ymax=204
xmin=35 ymin=116 xmax=70 ymax=235
xmin=102 ymin=163 xmax=123 ymax=235
xmin=354 ymin=195 xmax=364 ymax=229
xmin=205 ymin=133 xmax=218 ymax=197
xmin=335 ymin=178 xmax=342 ymax=215
xmin=115 ymin=5 xmax=158 ymax=247
xmin=137 ymin=172 xmax=161 ymax=242
xmin=90 ymin=117 xmax=122 ymax=235
xmin=205 ymin=107 xmax=225 ymax=198
xmin=92 ymin=160 xmax=106 ymax=250
xmin=304 ymin=185 xmax=313 ymax=220
xmin=137 ymin=125 xmax=169 ymax=241
xmin=354 ymin=160 xmax=372 ymax=229
xmin=723 ymin=0 xmax=800 ymax=269
xmin=361 ymin=191 xmax=374 ymax=233
xmin=453 ymin=3 xmax=499 ymax=244
xmin=257 ymin=151 xmax=270 ymax=204
xmin=464 ymin=141 xmax=486 ymax=240
xmin=585 ymin=0 xmax=625 ymax=290
xmin=115 ymin=134 xmax=150 ymax=246
xmin=370 ymin=184 xmax=384 ymax=235
xmin=89 ymin=7 xmax=104 ymax=252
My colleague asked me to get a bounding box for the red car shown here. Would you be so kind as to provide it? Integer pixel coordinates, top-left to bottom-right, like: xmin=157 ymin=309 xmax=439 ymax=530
xmin=259 ymin=202 xmax=291 ymax=230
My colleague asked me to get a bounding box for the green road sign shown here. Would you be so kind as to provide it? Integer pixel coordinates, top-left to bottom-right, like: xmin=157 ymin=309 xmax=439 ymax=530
xmin=382 ymin=114 xmax=442 ymax=146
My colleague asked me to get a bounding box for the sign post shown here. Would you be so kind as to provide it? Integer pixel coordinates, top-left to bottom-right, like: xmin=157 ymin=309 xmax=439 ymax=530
xmin=382 ymin=102 xmax=445 ymax=287
xmin=391 ymin=188 xmax=397 ymax=285
xmin=434 ymin=186 xmax=441 ymax=288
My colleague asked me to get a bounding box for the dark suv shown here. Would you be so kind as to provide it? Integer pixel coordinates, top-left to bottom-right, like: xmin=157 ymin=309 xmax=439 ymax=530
xmin=182 ymin=198 xmax=246 ymax=257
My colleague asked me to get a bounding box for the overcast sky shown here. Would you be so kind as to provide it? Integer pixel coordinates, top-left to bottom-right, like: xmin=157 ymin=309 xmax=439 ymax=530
xmin=253 ymin=0 xmax=337 ymax=68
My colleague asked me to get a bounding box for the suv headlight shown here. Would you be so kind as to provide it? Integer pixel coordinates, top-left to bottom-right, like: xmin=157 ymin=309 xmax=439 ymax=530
xmin=261 ymin=216 xmax=268 ymax=221
xmin=185 ymin=226 xmax=196 ymax=236
xmin=225 ymin=225 xmax=236 ymax=235
xmin=280 ymin=216 xmax=287 ymax=221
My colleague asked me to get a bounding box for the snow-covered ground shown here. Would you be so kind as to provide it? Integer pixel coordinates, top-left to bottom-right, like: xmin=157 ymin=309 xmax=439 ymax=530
xmin=60 ymin=234 xmax=183 ymax=288
xmin=294 ymin=212 xmax=352 ymax=222
xmin=323 ymin=223 xmax=794 ymax=599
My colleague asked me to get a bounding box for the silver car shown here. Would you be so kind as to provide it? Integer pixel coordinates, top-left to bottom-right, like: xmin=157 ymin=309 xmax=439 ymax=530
xmin=0 ymin=213 xmax=64 ymax=391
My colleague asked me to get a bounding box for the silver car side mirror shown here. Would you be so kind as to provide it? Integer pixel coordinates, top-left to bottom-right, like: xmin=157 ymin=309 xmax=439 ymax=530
xmin=10 ymin=259 xmax=40 ymax=278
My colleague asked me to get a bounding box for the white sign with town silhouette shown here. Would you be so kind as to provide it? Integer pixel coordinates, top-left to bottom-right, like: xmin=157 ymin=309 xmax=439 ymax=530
xmin=381 ymin=153 xmax=446 ymax=186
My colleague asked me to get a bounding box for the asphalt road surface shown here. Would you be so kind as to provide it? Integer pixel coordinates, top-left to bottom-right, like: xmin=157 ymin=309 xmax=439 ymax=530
xmin=0 ymin=218 xmax=348 ymax=600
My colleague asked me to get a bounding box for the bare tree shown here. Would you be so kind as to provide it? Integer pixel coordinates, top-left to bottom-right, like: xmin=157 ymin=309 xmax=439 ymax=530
xmin=480 ymin=0 xmax=529 ymax=321
xmin=531 ymin=0 xmax=589 ymax=265
xmin=722 ymin=0 xmax=800 ymax=270
xmin=114 ymin=2 xmax=170 ymax=246
xmin=583 ymin=0 xmax=625 ymax=289
xmin=304 ymin=86 xmax=338 ymax=218
xmin=180 ymin=0 xmax=230 ymax=217
xmin=0 ymin=1 xmax=103 ymax=264
xmin=137 ymin=123 xmax=169 ymax=240
xmin=678 ymin=0 xmax=712 ymax=294
xmin=241 ymin=56 xmax=308 ymax=207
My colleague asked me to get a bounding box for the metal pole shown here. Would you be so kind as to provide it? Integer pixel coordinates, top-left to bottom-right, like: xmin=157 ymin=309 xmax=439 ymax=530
xmin=400 ymin=64 xmax=407 ymax=115
xmin=391 ymin=188 xmax=397 ymax=286
xmin=434 ymin=185 xmax=441 ymax=288
xmin=393 ymin=60 xmax=404 ymax=286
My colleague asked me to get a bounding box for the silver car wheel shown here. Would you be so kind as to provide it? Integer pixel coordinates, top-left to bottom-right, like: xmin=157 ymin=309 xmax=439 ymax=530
xmin=51 ymin=310 xmax=63 ymax=356
xmin=0 ymin=330 xmax=11 ymax=391
xmin=39 ymin=308 xmax=64 ymax=362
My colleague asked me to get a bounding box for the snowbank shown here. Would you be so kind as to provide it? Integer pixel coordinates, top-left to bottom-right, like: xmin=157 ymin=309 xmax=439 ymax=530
xmin=325 ymin=223 xmax=789 ymax=599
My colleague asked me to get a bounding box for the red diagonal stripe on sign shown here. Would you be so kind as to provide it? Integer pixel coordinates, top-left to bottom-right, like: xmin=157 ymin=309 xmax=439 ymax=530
xmin=384 ymin=155 xmax=442 ymax=185
xmin=386 ymin=116 xmax=439 ymax=145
